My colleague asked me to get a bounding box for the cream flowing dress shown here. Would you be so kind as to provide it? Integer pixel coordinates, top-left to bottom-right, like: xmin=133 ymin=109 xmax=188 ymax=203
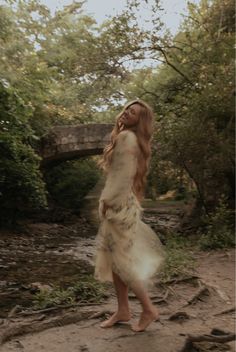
xmin=94 ymin=129 xmax=165 ymax=286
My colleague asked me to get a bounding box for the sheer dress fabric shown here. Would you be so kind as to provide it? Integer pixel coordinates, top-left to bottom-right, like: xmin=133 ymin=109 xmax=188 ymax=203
xmin=94 ymin=130 xmax=165 ymax=286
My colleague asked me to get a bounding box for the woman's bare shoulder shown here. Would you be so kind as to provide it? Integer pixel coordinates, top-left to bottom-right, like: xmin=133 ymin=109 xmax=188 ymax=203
xmin=117 ymin=130 xmax=137 ymax=144
xmin=115 ymin=130 xmax=138 ymax=154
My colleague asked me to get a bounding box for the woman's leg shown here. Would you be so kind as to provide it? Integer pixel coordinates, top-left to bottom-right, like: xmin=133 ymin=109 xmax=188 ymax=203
xmin=130 ymin=280 xmax=159 ymax=332
xmin=100 ymin=271 xmax=131 ymax=328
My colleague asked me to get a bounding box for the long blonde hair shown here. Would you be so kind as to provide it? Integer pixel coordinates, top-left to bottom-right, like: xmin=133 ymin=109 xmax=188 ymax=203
xmin=99 ymin=100 xmax=154 ymax=201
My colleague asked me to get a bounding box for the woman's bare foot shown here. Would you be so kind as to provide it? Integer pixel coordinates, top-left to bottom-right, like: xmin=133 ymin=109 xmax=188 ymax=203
xmin=131 ymin=309 xmax=159 ymax=332
xmin=100 ymin=311 xmax=132 ymax=328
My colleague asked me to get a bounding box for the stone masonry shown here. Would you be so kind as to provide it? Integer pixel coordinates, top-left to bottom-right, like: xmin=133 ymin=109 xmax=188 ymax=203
xmin=40 ymin=123 xmax=113 ymax=166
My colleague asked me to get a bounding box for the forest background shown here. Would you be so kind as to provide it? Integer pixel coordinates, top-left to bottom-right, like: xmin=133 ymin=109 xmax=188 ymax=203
xmin=0 ymin=0 xmax=234 ymax=246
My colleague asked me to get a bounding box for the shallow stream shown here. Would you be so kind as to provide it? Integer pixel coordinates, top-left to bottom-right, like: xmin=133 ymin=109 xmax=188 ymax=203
xmin=0 ymin=204 xmax=182 ymax=318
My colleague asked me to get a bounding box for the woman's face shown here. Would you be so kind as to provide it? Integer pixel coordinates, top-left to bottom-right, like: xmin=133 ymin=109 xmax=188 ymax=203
xmin=119 ymin=103 xmax=141 ymax=128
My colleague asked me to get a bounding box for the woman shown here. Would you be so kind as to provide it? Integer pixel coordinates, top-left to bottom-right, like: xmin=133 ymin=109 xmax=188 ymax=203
xmin=94 ymin=100 xmax=165 ymax=332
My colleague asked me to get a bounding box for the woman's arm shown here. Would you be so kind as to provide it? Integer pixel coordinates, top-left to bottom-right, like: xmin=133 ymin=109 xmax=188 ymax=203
xmin=99 ymin=130 xmax=139 ymax=209
xmin=101 ymin=200 xmax=110 ymax=216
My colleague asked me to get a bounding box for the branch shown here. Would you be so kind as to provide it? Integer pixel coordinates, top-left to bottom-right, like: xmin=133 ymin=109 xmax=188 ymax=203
xmin=139 ymin=87 xmax=160 ymax=100
xmin=150 ymin=45 xmax=193 ymax=84
xmin=173 ymin=140 xmax=209 ymax=215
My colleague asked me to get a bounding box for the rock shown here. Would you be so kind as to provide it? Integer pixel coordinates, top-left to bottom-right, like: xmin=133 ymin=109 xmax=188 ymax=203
xmin=0 ymin=280 xmax=7 ymax=288
xmin=30 ymin=282 xmax=53 ymax=293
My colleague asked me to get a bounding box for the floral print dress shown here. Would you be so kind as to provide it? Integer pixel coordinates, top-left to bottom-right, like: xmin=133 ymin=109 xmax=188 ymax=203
xmin=94 ymin=130 xmax=165 ymax=286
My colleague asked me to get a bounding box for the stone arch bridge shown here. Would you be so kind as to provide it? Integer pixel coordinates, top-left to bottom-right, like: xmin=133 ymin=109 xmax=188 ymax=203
xmin=40 ymin=123 xmax=113 ymax=166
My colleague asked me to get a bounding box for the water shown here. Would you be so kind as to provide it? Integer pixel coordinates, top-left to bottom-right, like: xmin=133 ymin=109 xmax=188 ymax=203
xmin=0 ymin=205 xmax=182 ymax=317
xmin=0 ymin=220 xmax=96 ymax=317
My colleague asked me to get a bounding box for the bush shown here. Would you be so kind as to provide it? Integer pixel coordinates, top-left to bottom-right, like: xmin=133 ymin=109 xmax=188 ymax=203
xmin=198 ymin=195 xmax=235 ymax=250
xmin=45 ymin=158 xmax=101 ymax=209
xmin=0 ymin=82 xmax=47 ymax=225
xmin=160 ymin=234 xmax=195 ymax=282
xmin=71 ymin=275 xmax=106 ymax=302
xmin=33 ymin=287 xmax=75 ymax=309
xmin=33 ymin=275 xmax=106 ymax=309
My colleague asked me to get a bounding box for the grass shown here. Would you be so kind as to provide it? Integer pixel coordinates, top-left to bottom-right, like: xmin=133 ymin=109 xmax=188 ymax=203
xmin=198 ymin=227 xmax=235 ymax=250
xmin=160 ymin=233 xmax=196 ymax=282
xmin=33 ymin=275 xmax=107 ymax=309
xmin=198 ymin=196 xmax=235 ymax=250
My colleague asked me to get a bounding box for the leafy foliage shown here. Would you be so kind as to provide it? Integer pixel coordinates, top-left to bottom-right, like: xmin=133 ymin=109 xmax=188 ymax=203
xmin=0 ymin=0 xmax=234 ymax=227
xmin=71 ymin=275 xmax=106 ymax=302
xmin=33 ymin=286 xmax=75 ymax=309
xmin=33 ymin=275 xmax=106 ymax=309
xmin=0 ymin=0 xmax=162 ymax=125
xmin=45 ymin=158 xmax=101 ymax=209
xmin=124 ymin=0 xmax=235 ymax=214
xmin=198 ymin=195 xmax=235 ymax=250
xmin=160 ymin=234 xmax=195 ymax=282
xmin=0 ymin=82 xmax=47 ymax=224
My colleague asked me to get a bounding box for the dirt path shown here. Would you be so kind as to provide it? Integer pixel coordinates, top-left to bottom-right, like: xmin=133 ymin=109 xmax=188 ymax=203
xmin=1 ymin=249 xmax=235 ymax=352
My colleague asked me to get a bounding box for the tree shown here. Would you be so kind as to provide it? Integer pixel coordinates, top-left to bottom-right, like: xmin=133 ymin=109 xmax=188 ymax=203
xmin=0 ymin=81 xmax=47 ymax=225
xmin=123 ymin=0 xmax=235 ymax=213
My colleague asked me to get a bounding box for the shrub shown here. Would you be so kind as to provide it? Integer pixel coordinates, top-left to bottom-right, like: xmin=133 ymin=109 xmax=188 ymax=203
xmin=33 ymin=275 xmax=106 ymax=309
xmin=0 ymin=82 xmax=47 ymax=225
xmin=198 ymin=195 xmax=235 ymax=250
xmin=71 ymin=275 xmax=106 ymax=302
xmin=160 ymin=233 xmax=195 ymax=282
xmin=45 ymin=158 xmax=101 ymax=209
xmin=33 ymin=287 xmax=75 ymax=309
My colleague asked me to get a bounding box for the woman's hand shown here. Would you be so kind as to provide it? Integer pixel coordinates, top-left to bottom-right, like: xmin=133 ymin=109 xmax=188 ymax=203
xmin=102 ymin=201 xmax=111 ymax=216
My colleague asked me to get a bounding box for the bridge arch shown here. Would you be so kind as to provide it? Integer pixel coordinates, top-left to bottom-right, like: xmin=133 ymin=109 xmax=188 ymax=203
xmin=40 ymin=123 xmax=113 ymax=166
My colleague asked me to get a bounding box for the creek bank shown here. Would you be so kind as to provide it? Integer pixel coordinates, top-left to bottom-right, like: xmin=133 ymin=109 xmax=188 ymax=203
xmin=0 ymin=202 xmax=184 ymax=318
xmin=1 ymin=249 xmax=235 ymax=352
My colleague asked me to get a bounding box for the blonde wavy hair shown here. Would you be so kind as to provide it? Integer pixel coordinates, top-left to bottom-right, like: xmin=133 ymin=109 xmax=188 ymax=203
xmin=99 ymin=100 xmax=154 ymax=201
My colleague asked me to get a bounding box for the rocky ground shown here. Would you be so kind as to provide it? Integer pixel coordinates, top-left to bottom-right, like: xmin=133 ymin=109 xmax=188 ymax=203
xmin=0 ymin=202 xmax=235 ymax=352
